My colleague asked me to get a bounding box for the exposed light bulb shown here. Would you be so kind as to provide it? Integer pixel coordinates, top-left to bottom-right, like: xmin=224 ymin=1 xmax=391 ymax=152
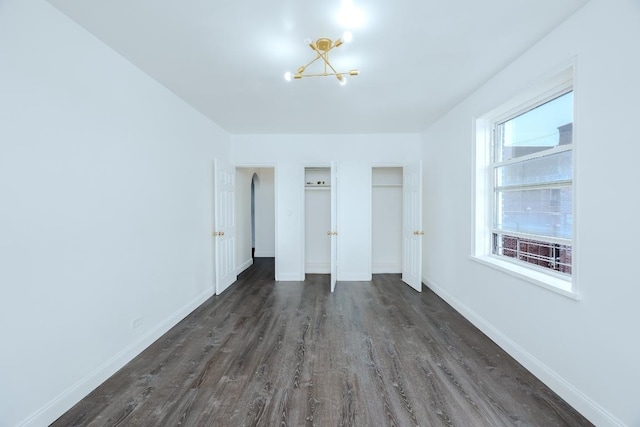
xmin=339 ymin=76 xmax=347 ymax=86
xmin=342 ymin=31 xmax=353 ymax=43
xmin=284 ymin=71 xmax=292 ymax=82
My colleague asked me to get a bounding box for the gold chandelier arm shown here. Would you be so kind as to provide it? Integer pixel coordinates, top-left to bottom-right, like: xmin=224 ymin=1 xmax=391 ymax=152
xmin=288 ymin=36 xmax=357 ymax=82
xmin=307 ymin=40 xmax=344 ymax=74
xmin=299 ymin=54 xmax=322 ymax=74
xmin=295 ymin=71 xmax=350 ymax=78
xmin=311 ymin=48 xmax=340 ymax=76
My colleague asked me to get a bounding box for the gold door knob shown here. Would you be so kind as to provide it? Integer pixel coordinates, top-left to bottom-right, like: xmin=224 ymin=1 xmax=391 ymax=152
xmin=327 ymin=231 xmax=332 ymax=235
xmin=420 ymin=231 xmax=425 ymax=235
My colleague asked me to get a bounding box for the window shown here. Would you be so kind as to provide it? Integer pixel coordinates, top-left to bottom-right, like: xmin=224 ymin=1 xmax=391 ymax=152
xmin=474 ymin=74 xmax=575 ymax=296
xmin=493 ymin=91 xmax=573 ymax=275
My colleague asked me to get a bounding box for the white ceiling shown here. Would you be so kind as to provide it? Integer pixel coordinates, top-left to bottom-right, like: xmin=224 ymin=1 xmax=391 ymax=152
xmin=46 ymin=0 xmax=589 ymax=134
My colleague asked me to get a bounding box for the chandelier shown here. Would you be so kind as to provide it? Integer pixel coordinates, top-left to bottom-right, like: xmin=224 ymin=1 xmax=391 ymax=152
xmin=284 ymin=32 xmax=359 ymax=86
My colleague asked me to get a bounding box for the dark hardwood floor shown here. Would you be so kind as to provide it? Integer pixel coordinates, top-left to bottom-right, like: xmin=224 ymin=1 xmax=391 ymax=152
xmin=53 ymin=258 xmax=592 ymax=426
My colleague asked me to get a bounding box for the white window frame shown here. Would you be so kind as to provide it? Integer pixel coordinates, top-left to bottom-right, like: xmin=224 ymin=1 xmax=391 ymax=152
xmin=472 ymin=66 xmax=577 ymax=299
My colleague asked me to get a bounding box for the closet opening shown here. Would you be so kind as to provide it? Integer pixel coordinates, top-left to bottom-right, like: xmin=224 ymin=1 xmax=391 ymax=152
xmin=304 ymin=167 xmax=331 ymax=274
xmin=372 ymin=167 xmax=403 ymax=274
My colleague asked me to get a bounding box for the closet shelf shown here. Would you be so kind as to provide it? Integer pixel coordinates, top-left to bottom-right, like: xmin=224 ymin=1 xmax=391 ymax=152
xmin=372 ymin=184 xmax=402 ymax=188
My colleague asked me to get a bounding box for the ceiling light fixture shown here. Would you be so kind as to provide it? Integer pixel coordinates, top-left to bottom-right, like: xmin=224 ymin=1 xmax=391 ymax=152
xmin=284 ymin=32 xmax=359 ymax=86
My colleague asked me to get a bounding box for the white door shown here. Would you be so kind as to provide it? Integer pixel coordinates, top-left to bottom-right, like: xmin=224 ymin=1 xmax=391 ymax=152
xmin=330 ymin=161 xmax=338 ymax=292
xmin=213 ymin=158 xmax=237 ymax=295
xmin=402 ymin=161 xmax=423 ymax=291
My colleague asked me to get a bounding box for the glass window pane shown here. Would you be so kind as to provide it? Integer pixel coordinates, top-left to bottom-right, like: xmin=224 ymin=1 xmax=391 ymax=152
xmin=496 ymin=150 xmax=572 ymax=187
xmin=497 ymin=92 xmax=573 ymax=162
xmin=495 ymin=188 xmax=572 ymax=238
xmin=493 ymin=233 xmax=572 ymax=275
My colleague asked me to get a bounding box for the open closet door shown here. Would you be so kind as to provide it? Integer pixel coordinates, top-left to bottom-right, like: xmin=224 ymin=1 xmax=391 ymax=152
xmin=402 ymin=161 xmax=423 ymax=291
xmin=330 ymin=161 xmax=338 ymax=292
xmin=213 ymin=158 xmax=237 ymax=295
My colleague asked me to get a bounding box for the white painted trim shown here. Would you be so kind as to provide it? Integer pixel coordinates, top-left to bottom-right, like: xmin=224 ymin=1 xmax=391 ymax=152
xmin=273 ymin=167 xmax=279 ymax=282
xmin=300 ymin=164 xmax=307 ymax=285
xmin=495 ymin=143 xmax=572 ymax=167
xmin=372 ymin=262 xmax=402 ymax=274
xmin=338 ymin=273 xmax=372 ymax=281
xmin=422 ymin=275 xmax=624 ymax=427
xmin=233 ymin=162 xmax=278 ymax=168
xmin=17 ymin=289 xmax=213 ymax=427
xmin=277 ymin=272 xmax=305 ymax=281
xmin=305 ymin=262 xmax=330 ymax=274
xmin=236 ymin=258 xmax=253 ymax=275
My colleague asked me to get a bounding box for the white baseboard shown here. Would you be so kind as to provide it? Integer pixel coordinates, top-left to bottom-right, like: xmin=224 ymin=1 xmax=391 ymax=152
xmin=305 ymin=262 xmax=330 ymax=274
xmin=236 ymin=258 xmax=253 ymax=275
xmin=338 ymin=273 xmax=372 ymax=281
xmin=422 ymin=275 xmax=624 ymax=427
xmin=372 ymin=262 xmax=401 ymax=274
xmin=17 ymin=288 xmax=213 ymax=427
xmin=277 ymin=272 xmax=304 ymax=281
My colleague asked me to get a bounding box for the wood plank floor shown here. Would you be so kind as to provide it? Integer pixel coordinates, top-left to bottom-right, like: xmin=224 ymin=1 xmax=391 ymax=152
xmin=53 ymin=258 xmax=592 ymax=426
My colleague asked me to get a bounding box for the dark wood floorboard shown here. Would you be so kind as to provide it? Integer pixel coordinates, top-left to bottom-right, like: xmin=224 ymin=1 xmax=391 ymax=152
xmin=52 ymin=258 xmax=592 ymax=426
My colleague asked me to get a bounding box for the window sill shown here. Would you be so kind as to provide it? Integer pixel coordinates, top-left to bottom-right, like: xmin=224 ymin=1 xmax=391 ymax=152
xmin=469 ymin=255 xmax=578 ymax=300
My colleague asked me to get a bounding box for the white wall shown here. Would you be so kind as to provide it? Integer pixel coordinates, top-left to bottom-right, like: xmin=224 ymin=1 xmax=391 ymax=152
xmin=0 ymin=1 xmax=230 ymax=426
xmin=421 ymin=1 xmax=640 ymax=425
xmin=231 ymin=135 xmax=421 ymax=281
